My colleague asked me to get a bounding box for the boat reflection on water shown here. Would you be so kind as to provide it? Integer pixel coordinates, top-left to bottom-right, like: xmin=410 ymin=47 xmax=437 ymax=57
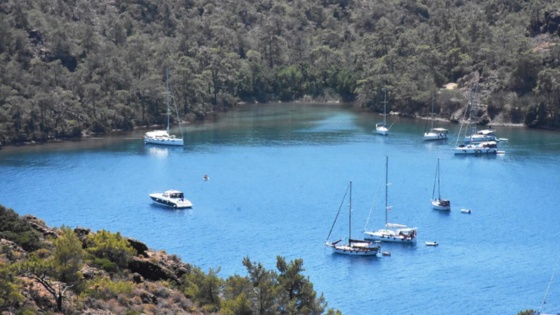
xmin=145 ymin=145 xmax=184 ymax=157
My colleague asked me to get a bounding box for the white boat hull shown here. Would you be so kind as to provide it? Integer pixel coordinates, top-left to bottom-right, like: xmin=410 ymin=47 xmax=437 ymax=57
xmin=376 ymin=125 xmax=389 ymax=136
xmin=423 ymin=133 xmax=448 ymax=141
xmin=144 ymin=130 xmax=184 ymax=146
xmin=453 ymin=147 xmax=498 ymax=155
xmin=363 ymin=230 xmax=417 ymax=244
xmin=145 ymin=137 xmax=184 ymax=146
xmin=149 ymin=192 xmax=192 ymax=209
xmin=326 ymin=240 xmax=381 ymax=256
xmin=464 ymin=130 xmax=499 ymax=144
xmin=453 ymin=141 xmax=499 ymax=155
xmin=432 ymin=199 xmax=450 ymax=211
xmin=423 ymin=128 xmax=448 ymax=141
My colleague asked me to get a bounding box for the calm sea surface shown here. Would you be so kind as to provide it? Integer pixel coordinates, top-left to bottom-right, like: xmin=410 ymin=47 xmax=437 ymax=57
xmin=2 ymin=103 xmax=560 ymax=314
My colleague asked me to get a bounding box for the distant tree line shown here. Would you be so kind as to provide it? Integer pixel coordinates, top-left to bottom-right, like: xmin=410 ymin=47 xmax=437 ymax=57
xmin=0 ymin=0 xmax=559 ymax=145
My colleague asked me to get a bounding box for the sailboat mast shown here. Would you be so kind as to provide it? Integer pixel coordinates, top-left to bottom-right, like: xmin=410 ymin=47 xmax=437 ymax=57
xmin=432 ymin=159 xmax=438 ymax=199
xmin=349 ymin=181 xmax=352 ymax=241
xmin=385 ymin=156 xmax=388 ymax=226
xmin=166 ymin=68 xmax=170 ymax=134
xmin=437 ymin=159 xmax=441 ymax=198
xmin=383 ymin=89 xmax=387 ymax=126
xmin=430 ymin=93 xmax=434 ymax=130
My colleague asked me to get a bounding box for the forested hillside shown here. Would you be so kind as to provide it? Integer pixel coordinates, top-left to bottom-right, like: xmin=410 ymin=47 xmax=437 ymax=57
xmin=1 ymin=0 xmax=559 ymax=145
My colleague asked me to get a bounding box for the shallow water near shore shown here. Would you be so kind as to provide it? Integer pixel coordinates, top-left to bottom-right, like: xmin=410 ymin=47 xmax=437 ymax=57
xmin=2 ymin=103 xmax=560 ymax=314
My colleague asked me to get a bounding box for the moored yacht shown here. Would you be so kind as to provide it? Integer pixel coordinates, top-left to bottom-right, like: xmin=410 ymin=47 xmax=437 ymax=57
xmin=423 ymin=95 xmax=448 ymax=141
xmin=464 ymin=129 xmax=499 ymax=144
xmin=363 ymin=156 xmax=417 ymax=244
xmin=431 ymin=158 xmax=451 ymax=211
xmin=424 ymin=127 xmax=449 ymax=141
xmin=144 ymin=130 xmax=184 ymax=146
xmin=149 ymin=190 xmax=192 ymax=209
xmin=144 ymin=69 xmax=184 ymax=146
xmin=453 ymin=141 xmax=498 ymax=155
xmin=376 ymin=88 xmax=390 ymax=136
xmin=325 ymin=181 xmax=382 ymax=256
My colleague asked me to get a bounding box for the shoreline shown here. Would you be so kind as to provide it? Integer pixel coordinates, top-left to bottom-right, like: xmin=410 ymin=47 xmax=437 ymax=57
xmin=0 ymin=102 xmax=534 ymax=149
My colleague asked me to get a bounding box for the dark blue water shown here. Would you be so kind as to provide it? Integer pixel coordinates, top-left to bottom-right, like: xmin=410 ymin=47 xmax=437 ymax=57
xmin=2 ymin=103 xmax=560 ymax=314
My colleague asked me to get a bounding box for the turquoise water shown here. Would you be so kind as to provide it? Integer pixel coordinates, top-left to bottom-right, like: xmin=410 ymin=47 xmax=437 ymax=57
xmin=2 ymin=103 xmax=560 ymax=314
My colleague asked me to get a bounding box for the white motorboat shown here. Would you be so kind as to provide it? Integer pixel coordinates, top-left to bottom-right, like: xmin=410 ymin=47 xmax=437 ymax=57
xmin=423 ymin=95 xmax=448 ymax=141
xmin=464 ymin=129 xmax=499 ymax=144
xmin=424 ymin=127 xmax=449 ymax=141
xmin=453 ymin=141 xmax=498 ymax=155
xmin=376 ymin=88 xmax=390 ymax=136
xmin=145 ymin=69 xmax=184 ymax=146
xmin=325 ymin=182 xmax=382 ymax=256
xmin=363 ymin=156 xmax=417 ymax=244
xmin=149 ymin=190 xmax=192 ymax=209
xmin=431 ymin=158 xmax=450 ymax=211
xmin=425 ymin=241 xmax=439 ymax=246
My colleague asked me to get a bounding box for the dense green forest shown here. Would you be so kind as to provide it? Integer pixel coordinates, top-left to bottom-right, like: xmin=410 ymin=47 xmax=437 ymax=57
xmin=0 ymin=0 xmax=559 ymax=145
xmin=0 ymin=205 xmax=335 ymax=314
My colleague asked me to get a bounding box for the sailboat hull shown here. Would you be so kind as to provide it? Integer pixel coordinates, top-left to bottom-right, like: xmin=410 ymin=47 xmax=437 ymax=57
xmin=144 ymin=134 xmax=184 ymax=146
xmin=364 ymin=231 xmax=416 ymax=243
xmin=376 ymin=125 xmax=389 ymax=135
xmin=432 ymin=199 xmax=451 ymax=211
xmin=326 ymin=241 xmax=381 ymax=256
xmin=423 ymin=128 xmax=448 ymax=141
xmin=453 ymin=141 xmax=498 ymax=155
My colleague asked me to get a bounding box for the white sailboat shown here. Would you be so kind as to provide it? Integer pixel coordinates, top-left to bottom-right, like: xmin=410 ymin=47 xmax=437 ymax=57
xmin=423 ymin=94 xmax=448 ymax=141
xmin=144 ymin=69 xmax=184 ymax=146
xmin=376 ymin=89 xmax=390 ymax=136
xmin=325 ymin=181 xmax=382 ymax=256
xmin=431 ymin=158 xmax=450 ymax=211
xmin=363 ymin=156 xmax=417 ymax=244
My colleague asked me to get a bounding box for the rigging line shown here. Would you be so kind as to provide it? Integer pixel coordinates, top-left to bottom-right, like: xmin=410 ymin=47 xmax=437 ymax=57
xmin=325 ymin=182 xmax=351 ymax=242
xmin=455 ymin=88 xmax=472 ymax=146
xmin=540 ymin=255 xmax=560 ymax=312
xmin=363 ymin=179 xmax=383 ymax=231
xmin=170 ymin=94 xmax=184 ymax=138
xmin=387 ymin=116 xmax=399 ymax=130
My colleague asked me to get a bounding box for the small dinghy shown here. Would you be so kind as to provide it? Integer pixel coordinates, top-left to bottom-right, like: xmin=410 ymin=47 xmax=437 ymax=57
xmin=425 ymin=241 xmax=439 ymax=247
xmin=461 ymin=208 xmax=471 ymax=214
xmin=382 ymin=251 xmax=391 ymax=256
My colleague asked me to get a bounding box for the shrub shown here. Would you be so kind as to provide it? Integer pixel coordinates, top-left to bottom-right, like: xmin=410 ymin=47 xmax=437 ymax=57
xmin=85 ymin=230 xmax=135 ymax=269
xmin=0 ymin=206 xmax=42 ymax=251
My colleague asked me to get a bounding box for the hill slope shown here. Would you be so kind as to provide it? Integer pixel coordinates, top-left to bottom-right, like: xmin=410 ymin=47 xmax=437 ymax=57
xmin=1 ymin=0 xmax=559 ymax=145
xmin=0 ymin=205 xmax=330 ymax=314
